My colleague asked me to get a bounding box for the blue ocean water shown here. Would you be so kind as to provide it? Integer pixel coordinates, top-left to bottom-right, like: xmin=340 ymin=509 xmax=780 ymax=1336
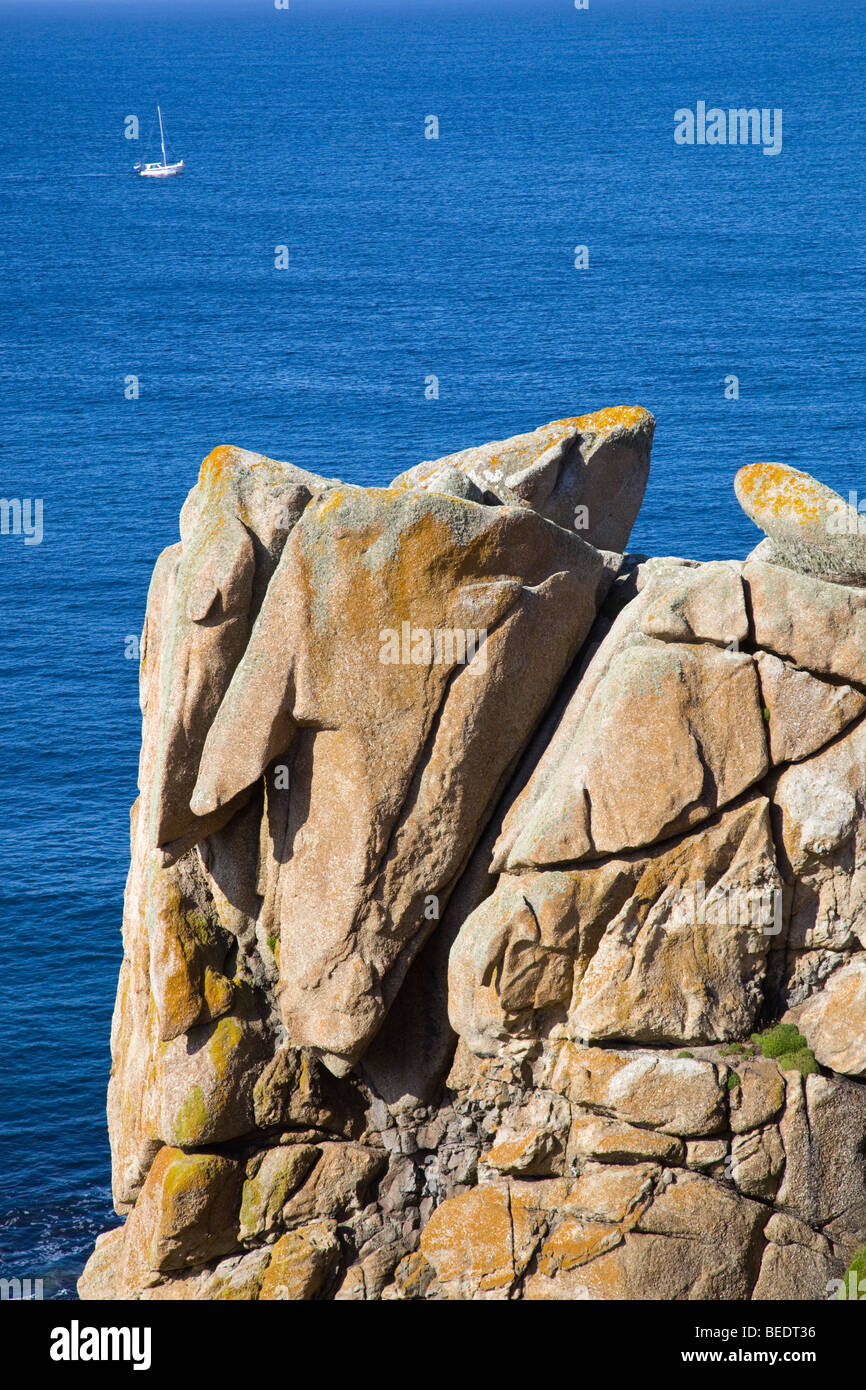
xmin=0 ymin=0 xmax=863 ymax=1298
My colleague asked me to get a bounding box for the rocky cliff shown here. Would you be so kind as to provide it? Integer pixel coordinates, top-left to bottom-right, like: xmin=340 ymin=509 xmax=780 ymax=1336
xmin=80 ymin=410 xmax=866 ymax=1301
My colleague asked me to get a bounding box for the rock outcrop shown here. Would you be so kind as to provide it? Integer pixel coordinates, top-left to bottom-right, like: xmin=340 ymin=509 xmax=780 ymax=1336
xmin=80 ymin=409 xmax=866 ymax=1302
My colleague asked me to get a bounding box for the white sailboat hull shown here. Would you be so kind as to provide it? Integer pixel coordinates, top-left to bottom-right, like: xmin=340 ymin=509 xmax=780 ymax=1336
xmin=137 ymin=160 xmax=184 ymax=178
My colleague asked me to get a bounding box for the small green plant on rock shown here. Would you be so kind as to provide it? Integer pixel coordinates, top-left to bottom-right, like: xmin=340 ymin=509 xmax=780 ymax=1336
xmin=750 ymin=1023 xmax=818 ymax=1075
xmin=778 ymin=1049 xmax=819 ymax=1076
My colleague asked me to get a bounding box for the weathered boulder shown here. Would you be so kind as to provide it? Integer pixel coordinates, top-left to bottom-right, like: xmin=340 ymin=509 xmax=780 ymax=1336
xmin=190 ymin=485 xmax=603 ymax=1071
xmin=638 ymin=559 xmax=749 ymax=646
xmin=735 ymin=460 xmax=866 ymax=584
xmin=729 ymin=1125 xmax=785 ymax=1200
xmin=450 ymin=796 xmax=782 ymax=1053
xmin=729 ymin=1057 xmax=786 ymax=1133
xmin=754 ymin=649 xmax=865 ymax=765
xmin=418 ymin=1182 xmax=547 ymax=1299
xmin=119 ymin=1147 xmax=244 ymax=1291
xmin=196 ymin=1248 xmax=272 ymax=1301
xmin=77 ymin=1227 xmax=126 ymax=1301
xmin=524 ymin=1172 xmax=765 ymax=1300
xmin=542 ymin=1044 xmax=726 ymax=1137
xmin=776 ymin=1073 xmax=866 ymax=1254
xmin=108 ymin=778 xmax=292 ymax=1212
xmin=391 ymin=405 xmax=654 ymax=548
xmin=491 ymin=558 xmax=704 ymax=871
xmin=493 ymin=633 xmax=768 ymax=871
xmin=567 ymin=1114 xmax=684 ymax=1167
xmin=770 ymin=714 xmax=866 ymax=954
xmin=744 ymin=560 xmax=866 ymax=687
xmin=752 ymin=1242 xmax=841 ymax=1301
xmin=280 ymin=1143 xmax=387 ymax=1225
xmin=143 ymin=446 xmax=335 ymax=857
xmin=567 ymin=801 xmax=780 ymax=1045
xmin=238 ymin=1145 xmax=321 ymax=1242
xmin=258 ymin=1221 xmax=341 ymax=1301
xmin=793 ymin=956 xmax=866 ymax=1077
xmin=482 ymin=1090 xmax=570 ymax=1176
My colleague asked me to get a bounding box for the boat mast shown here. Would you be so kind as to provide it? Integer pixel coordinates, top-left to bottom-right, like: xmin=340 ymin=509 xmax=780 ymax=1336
xmin=158 ymin=106 xmax=167 ymax=166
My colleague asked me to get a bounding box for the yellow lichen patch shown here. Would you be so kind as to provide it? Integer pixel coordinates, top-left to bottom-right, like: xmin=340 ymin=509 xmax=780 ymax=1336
xmin=315 ymin=490 xmax=345 ymax=521
xmin=207 ymin=1014 xmax=244 ymax=1077
xmin=202 ymin=965 xmax=234 ymax=1020
xmin=570 ymin=405 xmax=652 ymax=435
xmin=392 ymin=406 xmax=651 ymax=494
xmin=258 ymin=1221 xmax=340 ymax=1301
xmin=173 ymin=1086 xmax=209 ymax=1148
xmin=159 ymin=1148 xmax=216 ymax=1204
xmin=735 ymin=461 xmax=832 ymax=527
xmin=419 ymin=1184 xmax=545 ymax=1294
xmin=392 ymin=1249 xmax=434 ymax=1299
xmin=198 ymin=446 xmax=240 ymax=506
xmin=298 ymin=1050 xmax=311 ymax=1098
xmin=420 ymin=1185 xmax=515 ymax=1291
xmin=245 ymin=453 xmax=278 ymax=476
xmin=483 ymin=1128 xmax=553 ymax=1174
xmin=535 ymin=1218 xmax=623 ymax=1276
xmin=149 ymin=871 xmax=234 ymax=1042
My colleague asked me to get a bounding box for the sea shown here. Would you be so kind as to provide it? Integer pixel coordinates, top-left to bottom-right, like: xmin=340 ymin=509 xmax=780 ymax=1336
xmin=0 ymin=0 xmax=863 ymax=1297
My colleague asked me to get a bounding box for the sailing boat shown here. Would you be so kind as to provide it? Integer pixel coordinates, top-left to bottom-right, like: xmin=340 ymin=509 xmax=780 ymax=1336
xmin=134 ymin=107 xmax=184 ymax=178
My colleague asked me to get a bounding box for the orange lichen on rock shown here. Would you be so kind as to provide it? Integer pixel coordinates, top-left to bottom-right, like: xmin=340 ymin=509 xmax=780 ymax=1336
xmin=419 ymin=1184 xmax=545 ymax=1295
xmin=198 ymin=444 xmax=235 ymax=492
xmin=389 ymin=405 xmax=653 ymax=547
xmin=735 ymin=461 xmax=829 ymax=526
xmin=570 ymin=404 xmax=652 ymax=434
xmin=735 ymin=460 xmax=866 ymax=582
xmin=535 ymin=1218 xmax=624 ymax=1276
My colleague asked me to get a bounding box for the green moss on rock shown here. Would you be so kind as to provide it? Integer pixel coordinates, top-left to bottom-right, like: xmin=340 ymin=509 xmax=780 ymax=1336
xmin=751 ymin=1023 xmax=808 ymax=1059
xmin=776 ymin=1048 xmax=819 ymax=1076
